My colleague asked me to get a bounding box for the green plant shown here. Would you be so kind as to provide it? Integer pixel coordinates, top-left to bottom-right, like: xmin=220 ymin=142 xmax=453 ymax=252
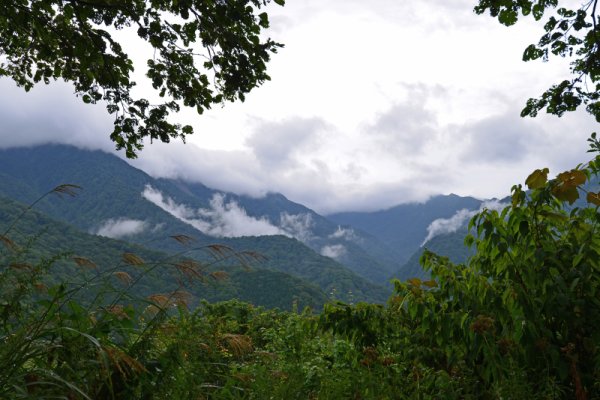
xmin=0 ymin=0 xmax=285 ymax=157
xmin=0 ymin=185 xmax=263 ymax=398
xmin=475 ymin=0 xmax=600 ymax=123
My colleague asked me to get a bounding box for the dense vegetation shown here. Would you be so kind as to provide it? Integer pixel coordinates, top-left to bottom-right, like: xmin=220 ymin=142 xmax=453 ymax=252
xmin=0 ymin=194 xmax=329 ymax=311
xmin=2 ymin=144 xmax=600 ymax=398
xmin=0 ymin=145 xmax=390 ymax=303
xmin=3 ymin=0 xmax=600 ymax=398
xmin=0 ymin=0 xmax=285 ymax=157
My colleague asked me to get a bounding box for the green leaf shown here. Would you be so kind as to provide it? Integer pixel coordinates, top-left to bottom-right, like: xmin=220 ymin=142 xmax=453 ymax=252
xmin=523 ymin=44 xmax=545 ymax=61
xmin=552 ymin=184 xmax=579 ymax=204
xmin=464 ymin=234 xmax=475 ymax=247
xmin=498 ymin=8 xmax=518 ymax=26
xmin=586 ymin=191 xmax=600 ymax=206
xmin=532 ymin=3 xmax=545 ymax=20
xmin=423 ymin=280 xmax=438 ymax=288
xmin=525 ymin=168 xmax=549 ymax=189
xmin=572 ymin=252 xmax=584 ymax=268
xmin=518 ymin=220 xmax=529 ymax=236
xmin=407 ymin=278 xmax=422 ymax=287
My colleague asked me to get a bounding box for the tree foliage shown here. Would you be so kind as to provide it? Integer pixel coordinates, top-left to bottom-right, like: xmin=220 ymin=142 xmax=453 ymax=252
xmin=0 ymin=0 xmax=284 ymax=157
xmin=475 ymin=0 xmax=600 ymax=122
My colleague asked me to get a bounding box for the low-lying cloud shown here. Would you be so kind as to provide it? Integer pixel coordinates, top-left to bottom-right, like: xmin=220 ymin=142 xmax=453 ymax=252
xmin=421 ymin=200 xmax=507 ymax=246
xmin=141 ymin=186 xmax=321 ymax=242
xmin=94 ymin=218 xmax=149 ymax=239
xmin=280 ymin=212 xmax=314 ymax=242
xmin=142 ymin=185 xmax=285 ymax=238
xmin=320 ymin=244 xmax=347 ymax=260
xmin=328 ymin=226 xmax=358 ymax=242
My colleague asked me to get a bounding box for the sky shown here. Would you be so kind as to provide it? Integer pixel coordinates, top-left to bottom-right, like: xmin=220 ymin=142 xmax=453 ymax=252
xmin=0 ymin=0 xmax=597 ymax=214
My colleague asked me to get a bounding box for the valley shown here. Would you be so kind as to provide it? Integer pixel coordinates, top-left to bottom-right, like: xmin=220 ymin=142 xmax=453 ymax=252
xmin=0 ymin=144 xmax=484 ymax=308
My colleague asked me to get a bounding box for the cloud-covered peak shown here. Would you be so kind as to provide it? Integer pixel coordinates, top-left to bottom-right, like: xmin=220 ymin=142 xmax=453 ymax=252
xmin=320 ymin=244 xmax=347 ymax=260
xmin=421 ymin=200 xmax=508 ymax=246
xmin=94 ymin=218 xmax=149 ymax=239
xmin=142 ymin=186 xmax=285 ymax=238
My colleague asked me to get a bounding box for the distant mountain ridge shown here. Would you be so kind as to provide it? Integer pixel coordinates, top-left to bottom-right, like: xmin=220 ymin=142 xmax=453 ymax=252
xmin=0 ymin=144 xmax=501 ymax=295
xmin=0 ymin=194 xmax=330 ymax=310
xmin=328 ymin=194 xmax=483 ymax=264
xmin=0 ymin=145 xmax=390 ymax=302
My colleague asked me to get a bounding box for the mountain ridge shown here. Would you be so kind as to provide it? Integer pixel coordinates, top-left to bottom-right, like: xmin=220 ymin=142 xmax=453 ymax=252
xmin=0 ymin=144 xmax=391 ymax=302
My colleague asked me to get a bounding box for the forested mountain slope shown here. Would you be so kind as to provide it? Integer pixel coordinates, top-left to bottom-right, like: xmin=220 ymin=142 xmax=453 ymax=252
xmin=0 ymin=145 xmax=403 ymax=284
xmin=0 ymin=145 xmax=390 ymax=302
xmin=328 ymin=194 xmax=482 ymax=264
xmin=0 ymin=195 xmax=333 ymax=310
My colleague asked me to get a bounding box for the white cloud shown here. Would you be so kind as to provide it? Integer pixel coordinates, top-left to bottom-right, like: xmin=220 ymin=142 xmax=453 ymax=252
xmin=141 ymin=185 xmax=323 ymax=241
xmin=0 ymin=80 xmax=114 ymax=152
xmin=460 ymin=111 xmax=544 ymax=163
xmin=421 ymin=208 xmax=475 ymax=246
xmin=197 ymin=194 xmax=285 ymax=237
xmin=365 ymin=86 xmax=440 ymax=155
xmin=480 ymin=199 xmax=508 ymax=213
xmin=0 ymin=0 xmax=596 ymax=216
xmin=141 ymin=185 xmax=197 ymax=219
xmin=421 ymin=199 xmax=508 ymax=246
xmin=279 ymin=212 xmax=314 ymax=242
xmin=142 ymin=186 xmax=285 ymax=238
xmin=245 ymin=117 xmax=327 ymax=168
xmin=328 ymin=226 xmax=358 ymax=242
xmin=320 ymin=244 xmax=347 ymax=260
xmin=94 ymin=218 xmax=148 ymax=239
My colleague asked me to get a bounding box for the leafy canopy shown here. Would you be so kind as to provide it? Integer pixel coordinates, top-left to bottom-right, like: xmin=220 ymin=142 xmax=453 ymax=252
xmin=475 ymin=0 xmax=600 ymax=122
xmin=0 ymin=0 xmax=284 ymax=157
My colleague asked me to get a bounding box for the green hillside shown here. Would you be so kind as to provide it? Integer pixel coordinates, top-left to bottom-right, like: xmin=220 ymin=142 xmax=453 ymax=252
xmin=393 ymin=227 xmax=474 ymax=281
xmin=0 ymin=145 xmax=401 ymax=285
xmin=328 ymin=194 xmax=482 ymax=263
xmin=0 ymin=145 xmax=389 ymax=302
xmin=0 ymin=195 xmax=329 ymax=310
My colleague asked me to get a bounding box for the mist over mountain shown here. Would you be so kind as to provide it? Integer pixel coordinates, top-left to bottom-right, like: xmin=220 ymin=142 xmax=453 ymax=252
xmin=0 ymin=144 xmax=509 ymax=304
xmin=0 ymin=145 xmax=393 ymax=303
xmin=327 ymin=194 xmax=483 ymax=264
xmin=0 ymin=194 xmax=330 ymax=310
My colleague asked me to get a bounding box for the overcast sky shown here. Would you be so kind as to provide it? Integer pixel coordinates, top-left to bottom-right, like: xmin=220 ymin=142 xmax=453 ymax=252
xmin=0 ymin=0 xmax=596 ymax=214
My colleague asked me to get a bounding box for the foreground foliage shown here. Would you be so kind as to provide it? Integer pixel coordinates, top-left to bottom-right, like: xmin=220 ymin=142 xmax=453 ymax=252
xmin=476 ymin=0 xmax=600 ymax=123
xmin=0 ymin=0 xmax=284 ymax=157
xmin=1 ymin=150 xmax=599 ymax=399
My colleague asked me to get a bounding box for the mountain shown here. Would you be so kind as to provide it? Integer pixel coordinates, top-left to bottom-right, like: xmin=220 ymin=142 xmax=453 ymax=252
xmin=149 ymin=178 xmax=402 ymax=284
xmin=0 ymin=194 xmax=329 ymax=310
xmin=0 ymin=145 xmax=390 ymax=302
xmin=391 ymin=177 xmax=600 ymax=281
xmin=392 ymin=227 xmax=474 ymax=281
xmin=328 ymin=194 xmax=483 ymax=264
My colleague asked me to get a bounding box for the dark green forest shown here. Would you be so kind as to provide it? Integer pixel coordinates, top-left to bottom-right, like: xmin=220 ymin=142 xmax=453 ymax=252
xmin=2 ymin=150 xmax=600 ymax=398
xmin=2 ymin=0 xmax=600 ymax=398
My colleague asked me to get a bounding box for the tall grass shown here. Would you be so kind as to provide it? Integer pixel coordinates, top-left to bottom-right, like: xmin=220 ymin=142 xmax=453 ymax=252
xmin=0 ymin=185 xmax=261 ymax=399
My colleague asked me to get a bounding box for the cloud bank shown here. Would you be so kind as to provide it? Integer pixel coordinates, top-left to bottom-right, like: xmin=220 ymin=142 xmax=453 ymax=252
xmin=141 ymin=186 xmax=320 ymax=242
xmin=320 ymin=244 xmax=347 ymax=260
xmin=142 ymin=186 xmax=285 ymax=238
xmin=421 ymin=200 xmax=508 ymax=246
xmin=94 ymin=218 xmax=149 ymax=239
